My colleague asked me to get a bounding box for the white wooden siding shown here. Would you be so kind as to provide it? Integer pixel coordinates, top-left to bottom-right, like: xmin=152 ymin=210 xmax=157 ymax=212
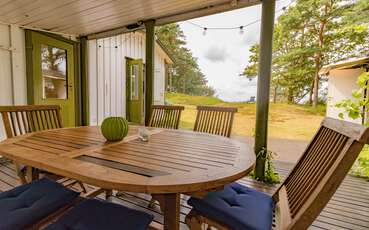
xmin=0 ymin=24 xmax=27 ymax=140
xmin=154 ymin=51 xmax=166 ymax=105
xmin=326 ymin=68 xmax=364 ymax=124
xmin=88 ymin=32 xmax=167 ymax=125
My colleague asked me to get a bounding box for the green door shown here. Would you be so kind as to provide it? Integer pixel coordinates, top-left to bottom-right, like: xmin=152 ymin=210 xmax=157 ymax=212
xmin=126 ymin=59 xmax=144 ymax=124
xmin=31 ymin=32 xmax=76 ymax=127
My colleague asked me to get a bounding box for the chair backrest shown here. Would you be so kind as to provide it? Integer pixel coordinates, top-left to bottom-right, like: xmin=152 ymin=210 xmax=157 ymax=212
xmin=148 ymin=105 xmax=184 ymax=129
xmin=193 ymin=106 xmax=237 ymax=137
xmin=0 ymin=105 xmax=63 ymax=138
xmin=273 ymin=118 xmax=369 ymax=230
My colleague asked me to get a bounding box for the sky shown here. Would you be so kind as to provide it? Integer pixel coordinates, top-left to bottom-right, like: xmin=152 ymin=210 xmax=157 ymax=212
xmin=178 ymin=0 xmax=294 ymax=102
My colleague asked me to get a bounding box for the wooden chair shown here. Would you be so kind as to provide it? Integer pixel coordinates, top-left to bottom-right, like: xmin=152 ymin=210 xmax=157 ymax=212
xmin=0 ymin=105 xmax=85 ymax=192
xmin=185 ymin=118 xmax=369 ymax=230
xmin=194 ymin=106 xmax=237 ymax=137
xmin=0 ymin=178 xmax=155 ymax=230
xmin=0 ymin=105 xmax=63 ymax=184
xmin=148 ymin=105 xmax=184 ymax=129
xmin=0 ymin=105 xmax=63 ymax=137
xmin=146 ymin=105 xmax=185 ymax=208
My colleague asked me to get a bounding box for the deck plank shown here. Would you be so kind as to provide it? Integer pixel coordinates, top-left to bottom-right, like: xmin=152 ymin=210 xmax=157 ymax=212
xmin=0 ymin=160 xmax=368 ymax=229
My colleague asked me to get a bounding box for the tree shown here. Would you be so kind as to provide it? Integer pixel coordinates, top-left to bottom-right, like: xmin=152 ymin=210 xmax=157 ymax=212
xmin=242 ymin=0 xmax=369 ymax=105
xmin=242 ymin=44 xmax=259 ymax=78
xmin=42 ymin=46 xmax=66 ymax=73
xmin=344 ymin=0 xmax=369 ymax=24
xmin=156 ymin=24 xmax=215 ymax=96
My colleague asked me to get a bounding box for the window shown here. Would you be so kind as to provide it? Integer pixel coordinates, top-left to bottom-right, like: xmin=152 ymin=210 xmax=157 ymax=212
xmin=41 ymin=44 xmax=67 ymax=99
xmin=131 ymin=64 xmax=139 ymax=100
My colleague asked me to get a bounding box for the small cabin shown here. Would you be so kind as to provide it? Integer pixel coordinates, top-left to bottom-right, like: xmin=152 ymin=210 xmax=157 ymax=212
xmin=320 ymin=57 xmax=369 ymax=124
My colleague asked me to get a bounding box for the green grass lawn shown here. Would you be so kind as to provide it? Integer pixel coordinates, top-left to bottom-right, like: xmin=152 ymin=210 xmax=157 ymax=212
xmin=166 ymin=93 xmax=325 ymax=140
xmin=350 ymin=146 xmax=369 ymax=178
xmin=166 ymin=93 xmax=369 ymax=179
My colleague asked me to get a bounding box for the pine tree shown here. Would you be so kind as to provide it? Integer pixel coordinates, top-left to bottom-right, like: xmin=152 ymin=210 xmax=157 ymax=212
xmin=156 ymin=24 xmax=215 ymax=96
xmin=242 ymin=0 xmax=369 ymax=105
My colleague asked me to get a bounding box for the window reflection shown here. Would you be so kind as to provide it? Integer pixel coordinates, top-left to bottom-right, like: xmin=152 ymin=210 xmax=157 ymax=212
xmin=131 ymin=65 xmax=139 ymax=100
xmin=41 ymin=45 xmax=67 ymax=99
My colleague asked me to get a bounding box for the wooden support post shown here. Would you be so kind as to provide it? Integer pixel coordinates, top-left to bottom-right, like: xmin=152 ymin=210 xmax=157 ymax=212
xmin=80 ymin=36 xmax=89 ymax=126
xmin=144 ymin=19 xmax=155 ymax=126
xmin=254 ymin=0 xmax=276 ymax=178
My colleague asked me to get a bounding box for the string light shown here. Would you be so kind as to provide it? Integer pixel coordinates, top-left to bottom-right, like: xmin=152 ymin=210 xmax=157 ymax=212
xmin=184 ymin=0 xmax=295 ymax=35
xmin=97 ymin=32 xmax=138 ymax=48
xmin=239 ymin=26 xmax=244 ymax=35
xmin=202 ymin=27 xmax=208 ymax=36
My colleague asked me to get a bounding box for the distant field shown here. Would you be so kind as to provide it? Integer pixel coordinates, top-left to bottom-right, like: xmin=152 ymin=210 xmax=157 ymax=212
xmin=166 ymin=93 xmax=369 ymax=178
xmin=166 ymin=93 xmax=325 ymax=140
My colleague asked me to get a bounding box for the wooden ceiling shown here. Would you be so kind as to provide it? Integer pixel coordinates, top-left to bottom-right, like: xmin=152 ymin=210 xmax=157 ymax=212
xmin=0 ymin=0 xmax=260 ymax=38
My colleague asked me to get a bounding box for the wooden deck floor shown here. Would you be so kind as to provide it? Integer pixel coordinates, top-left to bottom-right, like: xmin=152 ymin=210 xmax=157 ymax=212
xmin=0 ymin=159 xmax=368 ymax=230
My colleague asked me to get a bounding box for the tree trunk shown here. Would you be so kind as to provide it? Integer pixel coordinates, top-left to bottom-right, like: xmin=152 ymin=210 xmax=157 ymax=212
xmin=309 ymin=83 xmax=313 ymax=105
xmin=273 ymin=86 xmax=278 ymax=103
xmin=312 ymin=65 xmax=320 ymax=107
xmin=312 ymin=6 xmax=327 ymax=107
xmin=182 ymin=77 xmax=186 ymax=93
xmin=287 ymin=88 xmax=294 ymax=103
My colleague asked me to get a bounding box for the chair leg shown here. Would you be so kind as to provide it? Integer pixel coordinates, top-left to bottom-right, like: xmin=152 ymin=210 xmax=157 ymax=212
xmin=148 ymin=197 xmax=156 ymax=208
xmin=185 ymin=210 xmax=203 ymax=230
xmin=78 ymin=181 xmax=87 ymax=193
xmin=115 ymin=191 xmax=125 ymax=197
xmin=13 ymin=162 xmax=27 ymax=184
xmin=13 ymin=161 xmax=87 ymax=194
xmin=25 ymin=166 xmax=39 ymax=183
xmin=82 ymin=188 xmax=105 ymax=198
xmin=105 ymin=189 xmax=113 ymax=200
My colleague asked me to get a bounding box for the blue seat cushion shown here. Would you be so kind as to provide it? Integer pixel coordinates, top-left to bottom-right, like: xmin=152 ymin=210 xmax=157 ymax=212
xmin=188 ymin=183 xmax=275 ymax=230
xmin=45 ymin=199 xmax=154 ymax=230
xmin=0 ymin=178 xmax=79 ymax=230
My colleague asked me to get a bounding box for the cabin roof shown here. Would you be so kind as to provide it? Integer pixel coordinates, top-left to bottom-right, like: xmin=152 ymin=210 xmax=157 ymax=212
xmin=0 ymin=0 xmax=260 ymax=38
xmin=320 ymin=57 xmax=369 ymax=75
xmin=156 ymin=39 xmax=175 ymax=65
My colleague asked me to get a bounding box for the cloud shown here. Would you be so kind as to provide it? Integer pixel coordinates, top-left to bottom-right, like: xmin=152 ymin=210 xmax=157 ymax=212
xmin=204 ymin=46 xmax=228 ymax=63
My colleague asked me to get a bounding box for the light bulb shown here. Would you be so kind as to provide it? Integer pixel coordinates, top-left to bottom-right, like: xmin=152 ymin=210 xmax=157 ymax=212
xmin=203 ymin=28 xmax=207 ymax=36
xmin=239 ymin=26 xmax=244 ymax=35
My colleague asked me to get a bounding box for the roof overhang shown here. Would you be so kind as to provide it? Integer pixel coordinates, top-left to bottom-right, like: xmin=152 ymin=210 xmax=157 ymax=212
xmin=0 ymin=0 xmax=260 ymax=39
xmin=155 ymin=39 xmax=175 ymax=64
xmin=319 ymin=57 xmax=369 ymax=75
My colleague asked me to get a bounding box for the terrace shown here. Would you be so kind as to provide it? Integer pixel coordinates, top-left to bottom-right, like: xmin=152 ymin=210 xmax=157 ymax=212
xmin=0 ymin=0 xmax=368 ymax=230
xmin=1 ymin=158 xmax=368 ymax=229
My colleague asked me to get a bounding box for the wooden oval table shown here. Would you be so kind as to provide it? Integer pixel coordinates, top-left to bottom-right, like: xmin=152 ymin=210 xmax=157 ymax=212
xmin=0 ymin=126 xmax=255 ymax=230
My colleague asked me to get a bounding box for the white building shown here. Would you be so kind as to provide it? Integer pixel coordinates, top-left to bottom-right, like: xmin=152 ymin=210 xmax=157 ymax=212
xmin=320 ymin=57 xmax=369 ymax=124
xmin=88 ymin=32 xmax=174 ymax=125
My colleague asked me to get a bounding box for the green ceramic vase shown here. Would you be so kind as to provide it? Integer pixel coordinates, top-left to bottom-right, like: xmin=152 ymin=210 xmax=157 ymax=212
xmin=101 ymin=117 xmax=129 ymax=142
